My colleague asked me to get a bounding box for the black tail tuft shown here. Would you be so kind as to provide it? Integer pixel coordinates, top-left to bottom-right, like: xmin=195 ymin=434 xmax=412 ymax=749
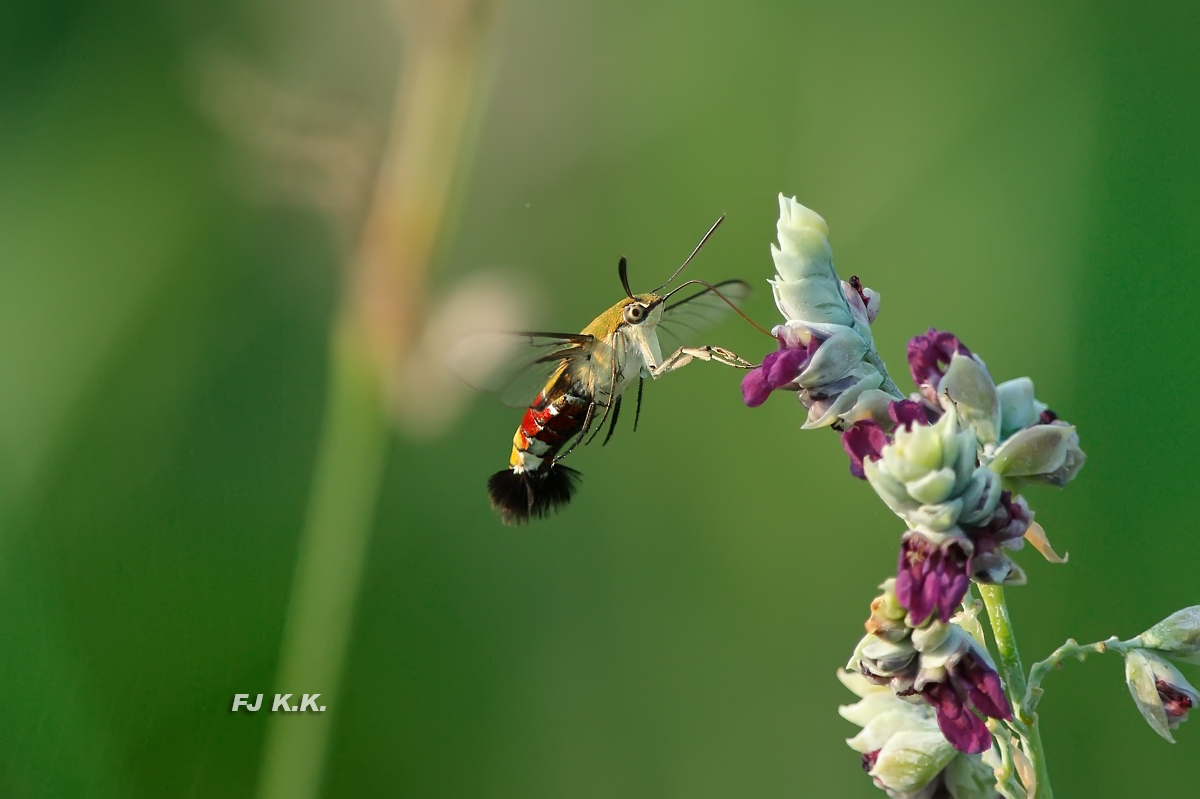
xmin=534 ymin=464 xmax=582 ymax=518
xmin=487 ymin=465 xmax=583 ymax=526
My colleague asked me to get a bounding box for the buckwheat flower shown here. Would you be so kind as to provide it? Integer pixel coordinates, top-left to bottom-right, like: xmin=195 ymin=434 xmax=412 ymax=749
xmin=855 ymin=629 xmax=1009 ymax=754
xmin=866 ymin=578 xmax=913 ymax=643
xmin=988 ymin=420 xmax=1086 ymax=488
xmin=905 ymin=329 xmax=1004 ymax=446
xmin=1124 ymin=648 xmax=1200 ymax=742
xmin=839 ymin=670 xmax=956 ymax=797
xmin=863 ymin=408 xmax=980 ymax=532
xmin=890 ymin=399 xmax=931 ymax=430
xmin=995 ymin=377 xmax=1048 ymax=440
xmin=895 ymin=531 xmax=972 ymax=626
xmin=1136 ymin=606 xmax=1200 ymax=665
xmin=908 ymin=329 xmax=972 ymax=409
xmin=842 ymin=400 xmax=930 ymax=479
xmin=839 ymin=670 xmax=1000 ymax=798
xmin=742 ymin=195 xmax=901 ymax=426
xmin=911 ymin=624 xmax=1012 ymax=754
xmin=854 ymin=601 xmax=1012 ymax=755
xmin=844 ymin=419 xmax=888 ymax=479
xmin=938 ymin=353 xmax=1001 ymax=447
xmin=769 ymin=198 xmax=842 ymax=324
xmin=857 ymin=634 xmax=921 ymax=693
xmin=960 ymin=492 xmax=1030 ymax=583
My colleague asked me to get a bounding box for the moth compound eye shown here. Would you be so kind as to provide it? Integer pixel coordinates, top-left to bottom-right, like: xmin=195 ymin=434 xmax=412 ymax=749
xmin=623 ymin=304 xmax=647 ymax=325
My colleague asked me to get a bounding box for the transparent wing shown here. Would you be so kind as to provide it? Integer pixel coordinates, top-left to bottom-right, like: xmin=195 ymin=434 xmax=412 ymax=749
xmin=656 ymin=279 xmax=752 ymax=349
xmin=448 ymin=330 xmax=595 ymax=409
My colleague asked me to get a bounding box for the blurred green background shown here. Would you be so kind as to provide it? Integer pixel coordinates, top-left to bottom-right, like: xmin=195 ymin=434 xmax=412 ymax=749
xmin=2 ymin=0 xmax=1198 ymax=796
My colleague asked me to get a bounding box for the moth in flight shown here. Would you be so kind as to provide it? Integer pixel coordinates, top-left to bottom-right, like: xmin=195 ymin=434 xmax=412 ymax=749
xmin=455 ymin=216 xmax=759 ymax=525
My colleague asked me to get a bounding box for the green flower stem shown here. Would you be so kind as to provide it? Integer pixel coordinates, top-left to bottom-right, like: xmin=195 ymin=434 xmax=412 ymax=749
xmin=978 ymin=584 xmax=1052 ymax=799
xmin=987 ymin=720 xmax=1028 ymax=799
xmin=256 ymin=316 xmax=388 ymax=799
xmin=1025 ymin=636 xmax=1137 ymax=713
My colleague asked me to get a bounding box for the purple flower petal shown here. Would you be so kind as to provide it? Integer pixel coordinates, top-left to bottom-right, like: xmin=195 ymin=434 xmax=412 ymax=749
xmin=894 ymin=533 xmax=971 ymax=625
xmin=842 ymin=420 xmax=887 ymax=479
xmin=907 ymin=329 xmax=972 ymax=398
xmin=888 ymin=399 xmax=929 ymax=431
xmin=740 ymin=331 xmax=818 ymax=408
xmin=963 ymin=491 xmax=1032 ymax=547
xmin=763 ymin=345 xmax=812 ymax=387
xmin=1159 ymin=680 xmax=1196 ymax=726
xmin=741 ymin=367 xmax=773 ymax=407
xmin=958 ymin=653 xmax=1013 ymax=721
xmin=924 ymin=683 xmax=992 ymax=754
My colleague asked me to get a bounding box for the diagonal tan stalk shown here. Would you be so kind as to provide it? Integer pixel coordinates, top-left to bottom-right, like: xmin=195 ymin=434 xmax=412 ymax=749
xmin=978 ymin=584 xmax=1053 ymax=799
xmin=255 ymin=3 xmax=499 ymax=797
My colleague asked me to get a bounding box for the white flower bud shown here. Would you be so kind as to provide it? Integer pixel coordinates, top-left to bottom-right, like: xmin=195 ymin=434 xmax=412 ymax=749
xmin=1138 ymin=606 xmax=1200 ymax=665
xmin=838 ymin=668 xmax=998 ymax=797
xmin=865 ymin=409 xmax=978 ymax=531
xmin=939 ymin=354 xmax=1000 ymax=446
xmin=871 ymin=728 xmax=958 ymax=794
xmin=769 ymin=198 xmax=851 ymax=324
xmin=995 ymin=377 xmax=1047 ymax=439
xmin=988 ymin=424 xmax=1078 ymax=481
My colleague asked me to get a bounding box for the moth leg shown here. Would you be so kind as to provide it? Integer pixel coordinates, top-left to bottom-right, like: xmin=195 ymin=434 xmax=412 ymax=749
xmin=632 ymin=376 xmax=644 ymax=432
xmin=601 ymin=395 xmax=622 ymax=446
xmin=649 ymin=345 xmax=754 ymax=378
xmin=584 ymin=345 xmax=621 ymax=445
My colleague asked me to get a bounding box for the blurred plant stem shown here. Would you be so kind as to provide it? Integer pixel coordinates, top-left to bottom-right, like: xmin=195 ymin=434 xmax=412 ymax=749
xmin=256 ymin=2 xmax=498 ymax=798
xmin=255 ymin=315 xmax=387 ymax=799
xmin=979 ymin=584 xmax=1053 ymax=798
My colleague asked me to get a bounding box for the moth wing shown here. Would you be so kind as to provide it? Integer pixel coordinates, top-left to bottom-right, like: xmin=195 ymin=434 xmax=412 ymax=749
xmin=656 ymin=279 xmax=752 ymax=350
xmin=448 ymin=330 xmax=596 ymax=409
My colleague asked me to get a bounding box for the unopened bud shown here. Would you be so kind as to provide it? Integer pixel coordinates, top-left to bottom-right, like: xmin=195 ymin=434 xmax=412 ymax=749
xmin=988 ymin=422 xmax=1085 ymax=487
xmin=1124 ymin=648 xmax=1200 ymax=743
xmin=1137 ymin=606 xmax=1200 ymax=665
xmin=866 ymin=579 xmax=910 ymax=642
xmin=995 ymin=377 xmax=1047 ymax=439
xmin=939 ymin=353 xmax=1000 ymax=446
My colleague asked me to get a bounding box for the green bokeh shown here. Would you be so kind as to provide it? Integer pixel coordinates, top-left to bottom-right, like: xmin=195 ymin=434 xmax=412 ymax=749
xmin=1 ymin=1 xmax=1197 ymax=796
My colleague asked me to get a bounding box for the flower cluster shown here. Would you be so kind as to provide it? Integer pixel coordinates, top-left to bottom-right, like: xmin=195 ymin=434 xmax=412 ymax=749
xmin=740 ymin=195 xmax=1200 ymax=794
xmin=738 ymin=197 xmax=1108 ymax=795
xmin=839 ymin=668 xmax=1000 ymax=798
xmin=842 ymin=329 xmax=1085 ymax=627
xmin=741 ymin=199 xmax=1085 ymax=631
xmin=849 ymin=580 xmax=1012 ymax=754
xmin=740 ymin=196 xmax=900 ymax=428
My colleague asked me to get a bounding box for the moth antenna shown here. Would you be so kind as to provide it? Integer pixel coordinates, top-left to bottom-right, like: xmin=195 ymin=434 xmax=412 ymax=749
xmin=618 ymin=256 xmax=634 ymax=299
xmin=633 ymin=376 xmax=644 ymax=432
xmin=653 ymin=214 xmax=724 ymax=292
